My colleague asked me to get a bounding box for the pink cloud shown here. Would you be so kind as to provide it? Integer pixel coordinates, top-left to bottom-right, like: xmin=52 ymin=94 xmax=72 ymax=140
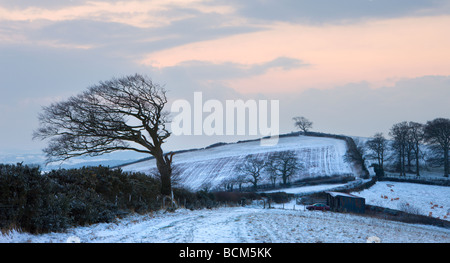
xmin=142 ymin=15 xmax=450 ymax=94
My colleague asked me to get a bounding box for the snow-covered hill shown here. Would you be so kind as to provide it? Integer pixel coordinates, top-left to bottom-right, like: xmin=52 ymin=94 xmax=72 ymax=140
xmin=121 ymin=135 xmax=355 ymax=191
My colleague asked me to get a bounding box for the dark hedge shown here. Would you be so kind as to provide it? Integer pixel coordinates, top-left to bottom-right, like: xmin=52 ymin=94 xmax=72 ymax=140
xmin=0 ymin=164 xmax=161 ymax=233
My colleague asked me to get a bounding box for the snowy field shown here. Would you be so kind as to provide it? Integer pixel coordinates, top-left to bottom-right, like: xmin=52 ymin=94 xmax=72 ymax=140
xmin=2 ymin=180 xmax=449 ymax=243
xmin=121 ymin=135 xmax=354 ymax=191
xmin=2 ymin=206 xmax=449 ymax=243
xmin=355 ymin=181 xmax=450 ymax=220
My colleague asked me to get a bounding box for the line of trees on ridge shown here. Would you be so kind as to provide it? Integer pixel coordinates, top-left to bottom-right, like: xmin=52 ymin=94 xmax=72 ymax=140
xmin=360 ymin=118 xmax=450 ymax=178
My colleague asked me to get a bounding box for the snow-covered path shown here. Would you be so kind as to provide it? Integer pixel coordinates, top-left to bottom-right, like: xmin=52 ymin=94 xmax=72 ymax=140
xmin=68 ymin=207 xmax=253 ymax=243
xmin=2 ymin=207 xmax=449 ymax=243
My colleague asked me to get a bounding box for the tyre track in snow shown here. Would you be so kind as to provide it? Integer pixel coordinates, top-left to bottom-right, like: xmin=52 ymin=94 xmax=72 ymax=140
xmin=178 ymin=208 xmax=256 ymax=243
xmin=127 ymin=207 xmax=256 ymax=243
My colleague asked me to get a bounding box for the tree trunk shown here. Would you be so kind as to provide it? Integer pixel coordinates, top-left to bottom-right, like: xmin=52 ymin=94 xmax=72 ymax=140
xmin=401 ymin=146 xmax=406 ymax=176
xmin=415 ymin=144 xmax=420 ymax=177
xmin=155 ymin=153 xmax=173 ymax=196
xmin=407 ymin=147 xmax=412 ymax=173
xmin=282 ymin=175 xmax=289 ymax=185
xmin=415 ymin=155 xmax=420 ymax=177
xmin=444 ymin=146 xmax=449 ymax=178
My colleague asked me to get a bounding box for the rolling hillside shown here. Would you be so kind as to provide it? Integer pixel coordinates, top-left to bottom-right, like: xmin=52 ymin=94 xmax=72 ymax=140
xmin=121 ymin=134 xmax=357 ymax=191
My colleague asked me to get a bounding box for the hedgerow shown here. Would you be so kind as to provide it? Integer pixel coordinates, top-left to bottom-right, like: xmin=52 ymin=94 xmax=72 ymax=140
xmin=0 ymin=164 xmax=160 ymax=233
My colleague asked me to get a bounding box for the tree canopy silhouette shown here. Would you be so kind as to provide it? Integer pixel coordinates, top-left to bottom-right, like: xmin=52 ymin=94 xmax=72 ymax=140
xmin=34 ymin=74 xmax=174 ymax=195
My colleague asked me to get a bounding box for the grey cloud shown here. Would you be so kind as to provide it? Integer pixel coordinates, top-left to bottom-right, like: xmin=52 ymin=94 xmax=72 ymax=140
xmin=7 ymin=12 xmax=264 ymax=59
xmin=0 ymin=0 xmax=265 ymax=62
xmin=254 ymin=57 xmax=309 ymax=71
xmin=0 ymin=0 xmax=88 ymax=9
xmin=34 ymin=19 xmax=146 ymax=48
xmin=168 ymin=57 xmax=308 ymax=81
xmin=0 ymin=45 xmax=146 ymax=104
xmin=139 ymin=13 xmax=264 ymax=53
xmin=220 ymin=0 xmax=450 ymax=24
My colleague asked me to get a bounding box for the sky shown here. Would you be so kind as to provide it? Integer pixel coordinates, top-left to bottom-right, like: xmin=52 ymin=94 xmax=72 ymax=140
xmin=1 ymin=0 xmax=450 ymax=162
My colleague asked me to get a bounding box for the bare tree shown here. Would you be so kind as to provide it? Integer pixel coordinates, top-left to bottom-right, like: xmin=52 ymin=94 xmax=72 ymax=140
xmin=344 ymin=138 xmax=369 ymax=178
xmin=408 ymin=122 xmax=425 ymax=177
xmin=424 ymin=118 xmax=450 ymax=177
xmin=33 ymin=74 xmax=174 ymax=196
xmin=365 ymin=133 xmax=388 ymax=169
xmin=266 ymin=151 xmax=302 ymax=185
xmin=235 ymin=155 xmax=266 ymax=190
xmin=365 ymin=133 xmax=388 ymax=178
xmin=389 ymin=122 xmax=410 ymax=176
xmin=293 ymin=116 xmax=313 ymax=134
